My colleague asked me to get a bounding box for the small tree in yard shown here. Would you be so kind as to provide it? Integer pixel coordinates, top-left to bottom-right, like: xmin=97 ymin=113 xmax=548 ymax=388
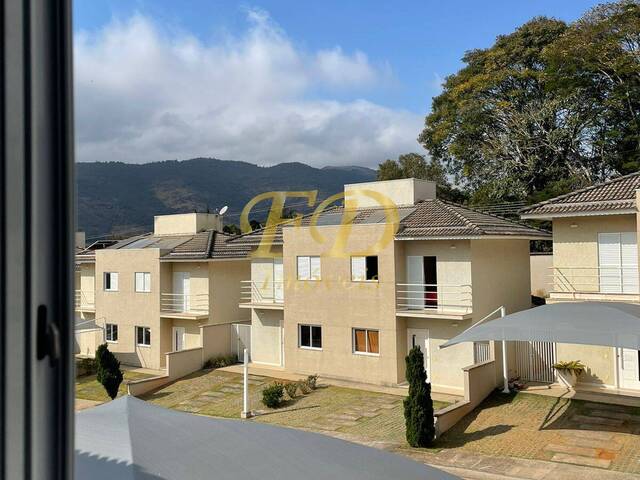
xmin=403 ymin=346 xmax=435 ymax=447
xmin=95 ymin=343 xmax=123 ymax=400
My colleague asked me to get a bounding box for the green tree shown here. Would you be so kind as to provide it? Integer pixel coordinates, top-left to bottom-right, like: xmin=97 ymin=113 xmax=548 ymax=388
xmin=419 ymin=4 xmax=640 ymax=205
xmin=377 ymin=153 xmax=467 ymax=203
xmin=95 ymin=343 xmax=123 ymax=400
xmin=403 ymin=346 xmax=435 ymax=447
xmin=223 ymin=224 xmax=241 ymax=235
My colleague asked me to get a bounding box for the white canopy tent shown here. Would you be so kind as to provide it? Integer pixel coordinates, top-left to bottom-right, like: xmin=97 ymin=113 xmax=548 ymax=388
xmin=76 ymin=396 xmax=457 ymax=480
xmin=440 ymin=302 xmax=640 ymax=392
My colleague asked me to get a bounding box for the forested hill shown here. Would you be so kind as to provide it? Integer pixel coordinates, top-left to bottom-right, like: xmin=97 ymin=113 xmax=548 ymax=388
xmin=76 ymin=158 xmax=376 ymax=238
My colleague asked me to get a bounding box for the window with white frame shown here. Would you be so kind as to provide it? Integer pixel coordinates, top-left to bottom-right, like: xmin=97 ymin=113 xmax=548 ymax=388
xmin=353 ymin=328 xmax=379 ymax=355
xmin=299 ymin=324 xmax=322 ymax=349
xmin=105 ymin=323 xmax=118 ymax=342
xmin=135 ymin=272 xmax=151 ymax=292
xmin=136 ymin=326 xmax=151 ymax=346
xmin=297 ymin=256 xmax=321 ymax=280
xmin=103 ymin=272 xmax=119 ymax=291
xmin=351 ymin=256 xmax=379 ymax=281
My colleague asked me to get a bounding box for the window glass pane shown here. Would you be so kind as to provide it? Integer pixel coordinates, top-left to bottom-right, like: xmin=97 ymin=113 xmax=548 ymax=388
xmin=300 ymin=325 xmax=310 ymax=347
xmin=104 ymin=272 xmax=111 ymax=290
xmin=135 ymin=273 xmax=143 ymax=292
xmin=367 ymin=330 xmax=379 ymax=353
xmin=310 ymin=256 xmax=321 ymax=280
xmin=297 ymin=256 xmax=310 ymax=280
xmin=351 ymin=256 xmax=366 ymax=281
xmin=146 ymin=328 xmax=151 ymax=345
xmin=113 ymin=324 xmax=118 ymax=341
xmin=311 ymin=326 xmax=322 ymax=348
xmin=144 ymin=272 xmax=151 ymax=291
xmin=366 ymin=256 xmax=378 ymax=280
xmin=112 ymin=272 xmax=118 ymax=290
xmin=354 ymin=329 xmax=366 ymax=352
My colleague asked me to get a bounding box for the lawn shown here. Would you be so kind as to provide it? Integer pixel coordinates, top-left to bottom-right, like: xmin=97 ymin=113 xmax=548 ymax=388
xmin=142 ymin=369 xmax=449 ymax=447
xmin=75 ymin=370 xmax=154 ymax=402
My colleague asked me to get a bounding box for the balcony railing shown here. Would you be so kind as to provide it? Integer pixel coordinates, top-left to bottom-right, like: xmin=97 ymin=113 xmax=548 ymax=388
xmin=160 ymin=293 xmax=209 ymax=314
xmin=550 ymin=266 xmax=639 ymax=295
xmin=240 ymin=280 xmax=284 ymax=305
xmin=75 ymin=290 xmax=95 ymax=310
xmin=396 ymin=283 xmax=472 ymax=314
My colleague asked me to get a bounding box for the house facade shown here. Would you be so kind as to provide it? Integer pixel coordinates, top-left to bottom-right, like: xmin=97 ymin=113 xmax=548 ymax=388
xmin=233 ymin=179 xmax=549 ymax=395
xmin=75 ymin=212 xmax=251 ymax=370
xmin=522 ymin=172 xmax=640 ymax=392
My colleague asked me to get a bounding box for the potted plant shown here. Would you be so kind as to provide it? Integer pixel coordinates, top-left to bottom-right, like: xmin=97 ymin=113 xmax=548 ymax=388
xmin=552 ymin=360 xmax=585 ymax=389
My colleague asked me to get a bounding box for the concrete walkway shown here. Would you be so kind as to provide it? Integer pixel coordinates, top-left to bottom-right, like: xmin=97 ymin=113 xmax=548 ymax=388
xmin=408 ymin=449 xmax=640 ymax=480
xmin=218 ymin=363 xmax=462 ymax=403
xmin=75 ymin=398 xmax=102 ymax=411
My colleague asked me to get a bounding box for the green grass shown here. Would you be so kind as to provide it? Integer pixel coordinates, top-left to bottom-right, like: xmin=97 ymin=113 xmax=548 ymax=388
xmin=142 ymin=369 xmax=449 ymax=447
xmin=75 ymin=371 xmax=154 ymax=402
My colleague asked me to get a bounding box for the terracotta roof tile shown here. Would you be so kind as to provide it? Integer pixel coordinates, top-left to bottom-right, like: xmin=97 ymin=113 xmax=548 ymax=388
xmin=522 ymin=172 xmax=640 ymax=217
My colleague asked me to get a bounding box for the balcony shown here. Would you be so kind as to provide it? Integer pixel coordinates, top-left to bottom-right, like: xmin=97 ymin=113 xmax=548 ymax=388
xmin=548 ymin=266 xmax=640 ymax=303
xmin=239 ymin=280 xmax=284 ymax=310
xmin=396 ymin=283 xmax=473 ymax=320
xmin=75 ymin=290 xmax=95 ymax=313
xmin=160 ymin=293 xmax=209 ymax=319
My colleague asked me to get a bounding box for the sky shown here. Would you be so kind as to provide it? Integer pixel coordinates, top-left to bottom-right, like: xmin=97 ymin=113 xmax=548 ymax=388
xmin=73 ymin=0 xmax=603 ymax=168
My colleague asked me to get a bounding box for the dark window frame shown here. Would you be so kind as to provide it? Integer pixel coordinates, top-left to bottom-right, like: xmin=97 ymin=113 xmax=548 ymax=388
xmin=298 ymin=324 xmax=322 ymax=350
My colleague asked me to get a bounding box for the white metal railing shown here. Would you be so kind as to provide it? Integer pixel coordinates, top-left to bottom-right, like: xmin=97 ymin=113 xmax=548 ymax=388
xmin=473 ymin=341 xmax=491 ymax=364
xmin=396 ymin=283 xmax=472 ymax=314
xmin=160 ymin=293 xmax=209 ymax=314
xmin=240 ymin=280 xmax=284 ymax=304
xmin=550 ymin=266 xmax=639 ymax=295
xmin=75 ymin=290 xmax=95 ymax=309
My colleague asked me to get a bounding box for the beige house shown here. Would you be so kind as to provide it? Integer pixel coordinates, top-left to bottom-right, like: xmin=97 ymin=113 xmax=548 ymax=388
xmin=521 ymin=172 xmax=640 ymax=393
xmin=232 ymin=179 xmax=549 ymax=395
xmin=75 ymin=213 xmax=251 ymax=370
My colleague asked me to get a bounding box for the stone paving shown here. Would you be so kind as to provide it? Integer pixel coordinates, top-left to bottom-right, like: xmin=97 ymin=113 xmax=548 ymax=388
xmin=143 ymin=369 xmax=640 ymax=478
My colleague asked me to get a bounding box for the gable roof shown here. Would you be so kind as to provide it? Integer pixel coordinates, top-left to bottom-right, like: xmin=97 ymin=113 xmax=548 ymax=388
xmin=521 ymin=172 xmax=640 ymax=219
xmin=75 ymin=230 xmax=251 ymax=262
xmin=228 ymin=199 xmax=549 ymax=246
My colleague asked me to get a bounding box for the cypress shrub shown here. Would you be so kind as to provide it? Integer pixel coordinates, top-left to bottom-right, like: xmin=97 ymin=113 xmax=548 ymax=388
xmin=95 ymin=343 xmax=124 ymax=400
xmin=403 ymin=346 xmax=435 ymax=447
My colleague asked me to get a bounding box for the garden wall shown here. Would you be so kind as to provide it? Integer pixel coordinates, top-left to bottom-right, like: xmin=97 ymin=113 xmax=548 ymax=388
xmin=434 ymin=359 xmax=497 ymax=436
xmin=128 ymin=323 xmax=232 ymax=397
xmin=75 ymin=328 xmax=103 ymax=357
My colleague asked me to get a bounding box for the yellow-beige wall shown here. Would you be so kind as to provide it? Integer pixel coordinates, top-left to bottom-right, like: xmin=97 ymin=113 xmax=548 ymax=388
xmin=530 ymin=253 xmax=553 ymax=297
xmin=250 ymin=309 xmax=283 ymax=365
xmin=210 ymin=260 xmax=250 ymax=324
xmin=281 ymin=223 xmax=401 ymax=385
xmin=95 ymin=248 xmax=164 ymax=369
xmin=549 ymin=214 xmax=637 ymax=388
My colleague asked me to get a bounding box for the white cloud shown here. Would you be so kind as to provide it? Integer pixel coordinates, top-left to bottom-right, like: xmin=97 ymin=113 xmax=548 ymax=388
xmin=74 ymin=10 xmax=422 ymax=167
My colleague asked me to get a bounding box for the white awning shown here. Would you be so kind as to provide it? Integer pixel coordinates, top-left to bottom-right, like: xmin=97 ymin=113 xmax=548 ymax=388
xmin=441 ymin=302 xmax=640 ymax=350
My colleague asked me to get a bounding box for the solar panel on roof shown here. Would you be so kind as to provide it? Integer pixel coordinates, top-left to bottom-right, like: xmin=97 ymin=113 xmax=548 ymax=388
xmin=123 ymin=238 xmax=156 ymax=249
xmin=315 ymin=213 xmax=345 ymax=226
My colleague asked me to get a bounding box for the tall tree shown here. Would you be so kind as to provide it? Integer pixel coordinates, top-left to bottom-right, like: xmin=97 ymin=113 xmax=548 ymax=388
xmin=403 ymin=346 xmax=435 ymax=447
xmin=377 ymin=153 xmax=467 ymax=203
xmin=419 ymin=3 xmax=640 ymax=204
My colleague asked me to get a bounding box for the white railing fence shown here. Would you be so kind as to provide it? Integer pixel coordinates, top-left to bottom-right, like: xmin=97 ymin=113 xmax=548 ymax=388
xmin=473 ymin=341 xmax=491 ymax=364
xmin=160 ymin=293 xmax=209 ymax=314
xmin=75 ymin=290 xmax=95 ymax=309
xmin=550 ymin=266 xmax=639 ymax=295
xmin=515 ymin=341 xmax=557 ymax=383
xmin=396 ymin=283 xmax=472 ymax=313
xmin=231 ymin=323 xmax=252 ymax=362
xmin=240 ymin=280 xmax=284 ymax=304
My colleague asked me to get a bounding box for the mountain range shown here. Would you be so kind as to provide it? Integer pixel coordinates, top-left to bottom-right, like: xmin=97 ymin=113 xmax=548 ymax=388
xmin=76 ymin=158 xmax=377 ymax=239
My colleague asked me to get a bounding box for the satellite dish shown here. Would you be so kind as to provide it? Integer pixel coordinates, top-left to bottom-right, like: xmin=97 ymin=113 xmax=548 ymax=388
xmin=219 ymin=206 xmax=228 ymax=215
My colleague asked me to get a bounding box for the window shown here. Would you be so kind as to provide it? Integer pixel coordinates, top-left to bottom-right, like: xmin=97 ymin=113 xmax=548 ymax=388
xmin=299 ymin=324 xmax=322 ymax=349
xmin=105 ymin=323 xmax=118 ymax=342
xmin=104 ymin=272 xmax=119 ymax=291
xmin=351 ymin=256 xmax=379 ymax=281
xmin=353 ymin=328 xmax=379 ymax=355
xmin=136 ymin=326 xmax=151 ymax=346
xmin=297 ymin=256 xmax=321 ymax=280
xmin=135 ymin=272 xmax=151 ymax=292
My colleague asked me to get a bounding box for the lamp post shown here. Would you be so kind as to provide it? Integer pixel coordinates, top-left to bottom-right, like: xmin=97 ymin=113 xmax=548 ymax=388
xmin=500 ymin=306 xmax=510 ymax=394
xmin=241 ymin=348 xmax=252 ymax=418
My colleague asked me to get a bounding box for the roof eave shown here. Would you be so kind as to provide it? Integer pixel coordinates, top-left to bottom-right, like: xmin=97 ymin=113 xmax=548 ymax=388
xmin=521 ymin=208 xmax=636 ymax=220
xmin=395 ymin=234 xmax=550 ymax=241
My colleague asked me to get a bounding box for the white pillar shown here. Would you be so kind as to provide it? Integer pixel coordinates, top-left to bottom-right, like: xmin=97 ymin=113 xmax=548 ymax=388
xmin=241 ymin=348 xmax=251 ymax=418
xmin=500 ymin=306 xmax=510 ymax=393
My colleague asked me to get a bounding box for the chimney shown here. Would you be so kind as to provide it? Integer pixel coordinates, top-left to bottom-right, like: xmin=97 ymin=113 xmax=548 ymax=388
xmin=343 ymin=178 xmax=436 ymax=209
xmin=153 ymin=212 xmax=223 ymax=236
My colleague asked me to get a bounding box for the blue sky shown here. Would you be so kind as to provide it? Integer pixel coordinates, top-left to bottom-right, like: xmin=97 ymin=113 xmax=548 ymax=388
xmin=73 ymin=1 xmax=603 ymax=167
